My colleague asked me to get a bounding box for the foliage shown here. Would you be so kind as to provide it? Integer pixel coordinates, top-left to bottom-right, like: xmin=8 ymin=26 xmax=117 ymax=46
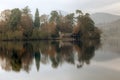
xmin=21 ymin=6 xmax=33 ymax=38
xmin=72 ymin=10 xmax=101 ymax=39
xmin=40 ymin=14 xmax=49 ymax=23
xmin=0 ymin=8 xmax=101 ymax=40
xmin=22 ymin=6 xmax=31 ymax=15
xmin=65 ymin=13 xmax=74 ymax=27
xmin=9 ymin=8 xmax=21 ymax=31
xmin=34 ymin=8 xmax=40 ymax=28
xmin=49 ymin=11 xmax=59 ymax=24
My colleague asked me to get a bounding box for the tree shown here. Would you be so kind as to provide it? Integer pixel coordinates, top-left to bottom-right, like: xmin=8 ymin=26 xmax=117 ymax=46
xmin=21 ymin=6 xmax=33 ymax=38
xmin=56 ymin=22 xmax=73 ymax=33
xmin=0 ymin=9 xmax=11 ymax=22
xmin=0 ymin=9 xmax=11 ymax=32
xmin=49 ymin=11 xmax=59 ymax=24
xmin=76 ymin=10 xmax=83 ymax=16
xmin=78 ymin=15 xmax=95 ymax=32
xmin=22 ymin=6 xmax=31 ymax=15
xmin=9 ymin=8 xmax=21 ymax=31
xmin=85 ymin=13 xmax=90 ymax=17
xmin=55 ymin=13 xmax=74 ymax=33
xmin=40 ymin=14 xmax=49 ymax=24
xmin=34 ymin=8 xmax=40 ymax=28
xmin=20 ymin=15 xmax=33 ymax=38
xmin=72 ymin=10 xmax=100 ymax=39
xmin=65 ymin=13 xmax=74 ymax=27
xmin=40 ymin=22 xmax=59 ymax=38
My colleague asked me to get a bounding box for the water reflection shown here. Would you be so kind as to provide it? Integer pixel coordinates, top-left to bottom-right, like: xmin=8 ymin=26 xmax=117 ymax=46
xmin=0 ymin=39 xmax=101 ymax=72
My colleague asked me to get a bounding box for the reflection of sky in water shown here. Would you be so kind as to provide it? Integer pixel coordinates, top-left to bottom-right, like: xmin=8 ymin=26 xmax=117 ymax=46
xmin=0 ymin=41 xmax=120 ymax=80
xmin=0 ymin=58 xmax=120 ymax=80
xmin=0 ymin=51 xmax=120 ymax=80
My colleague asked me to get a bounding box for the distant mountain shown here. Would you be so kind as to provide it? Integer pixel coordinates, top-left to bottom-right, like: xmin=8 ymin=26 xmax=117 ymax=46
xmin=90 ymin=13 xmax=120 ymax=24
xmin=100 ymin=19 xmax=120 ymax=31
xmin=99 ymin=19 xmax=120 ymax=54
xmin=90 ymin=13 xmax=120 ymax=54
xmin=96 ymin=18 xmax=120 ymax=38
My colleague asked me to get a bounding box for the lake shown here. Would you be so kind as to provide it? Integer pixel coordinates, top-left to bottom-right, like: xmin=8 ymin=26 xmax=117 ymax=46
xmin=0 ymin=39 xmax=120 ymax=80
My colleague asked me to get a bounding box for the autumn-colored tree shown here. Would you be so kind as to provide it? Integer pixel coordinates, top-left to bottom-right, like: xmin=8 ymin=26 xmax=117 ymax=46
xmin=48 ymin=22 xmax=59 ymax=38
xmin=0 ymin=10 xmax=11 ymax=32
xmin=0 ymin=9 xmax=11 ymax=22
xmin=40 ymin=14 xmax=49 ymax=31
xmin=0 ymin=8 xmax=100 ymax=40
xmin=65 ymin=13 xmax=74 ymax=27
xmin=40 ymin=14 xmax=49 ymax=24
xmin=21 ymin=6 xmax=33 ymax=38
xmin=56 ymin=13 xmax=74 ymax=33
xmin=40 ymin=22 xmax=58 ymax=38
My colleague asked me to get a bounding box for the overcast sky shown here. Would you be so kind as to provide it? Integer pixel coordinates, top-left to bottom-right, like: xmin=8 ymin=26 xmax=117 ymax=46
xmin=0 ymin=0 xmax=120 ymax=15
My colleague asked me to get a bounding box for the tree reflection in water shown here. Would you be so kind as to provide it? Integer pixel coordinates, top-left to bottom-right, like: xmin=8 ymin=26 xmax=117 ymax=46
xmin=0 ymin=39 xmax=101 ymax=72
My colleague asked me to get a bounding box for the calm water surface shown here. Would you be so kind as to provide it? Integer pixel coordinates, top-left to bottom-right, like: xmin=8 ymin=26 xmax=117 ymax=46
xmin=0 ymin=39 xmax=120 ymax=80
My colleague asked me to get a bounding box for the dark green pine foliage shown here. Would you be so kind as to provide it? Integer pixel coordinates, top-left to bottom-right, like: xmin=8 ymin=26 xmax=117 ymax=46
xmin=35 ymin=52 xmax=41 ymax=71
xmin=34 ymin=8 xmax=40 ymax=28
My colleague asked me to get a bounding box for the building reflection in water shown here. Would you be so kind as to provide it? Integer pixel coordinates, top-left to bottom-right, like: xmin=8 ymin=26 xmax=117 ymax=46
xmin=0 ymin=39 xmax=101 ymax=72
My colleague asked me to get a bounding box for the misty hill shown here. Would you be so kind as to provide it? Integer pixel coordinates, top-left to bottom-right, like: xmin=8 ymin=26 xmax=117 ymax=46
xmin=90 ymin=13 xmax=120 ymax=24
xmin=99 ymin=19 xmax=120 ymax=53
xmin=101 ymin=19 xmax=120 ymax=37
